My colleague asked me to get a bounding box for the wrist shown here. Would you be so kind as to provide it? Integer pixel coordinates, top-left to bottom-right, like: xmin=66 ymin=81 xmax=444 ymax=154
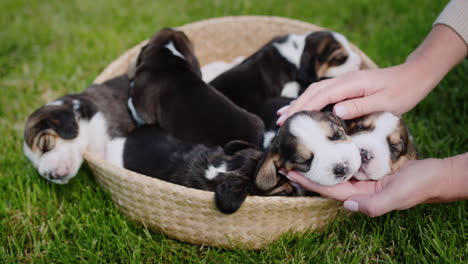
xmin=404 ymin=25 xmax=467 ymax=96
xmin=429 ymin=153 xmax=468 ymax=203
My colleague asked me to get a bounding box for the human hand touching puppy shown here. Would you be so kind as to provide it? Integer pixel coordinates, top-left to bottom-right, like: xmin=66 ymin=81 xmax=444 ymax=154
xmin=276 ymin=23 xmax=468 ymax=216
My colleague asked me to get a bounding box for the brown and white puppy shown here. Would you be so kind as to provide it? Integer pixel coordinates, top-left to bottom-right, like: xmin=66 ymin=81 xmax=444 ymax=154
xmin=255 ymin=111 xmax=362 ymax=191
xmin=128 ymin=28 xmax=265 ymax=147
xmin=346 ymin=112 xmax=417 ymax=180
xmin=106 ymin=126 xmax=291 ymax=214
xmin=209 ymin=31 xmax=361 ymax=115
xmin=23 ymin=76 xmax=135 ymax=184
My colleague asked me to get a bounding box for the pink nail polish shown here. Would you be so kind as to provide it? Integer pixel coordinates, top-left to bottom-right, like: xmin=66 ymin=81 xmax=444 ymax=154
xmin=344 ymin=200 xmax=359 ymax=212
xmin=276 ymin=114 xmax=286 ymax=125
xmin=277 ymin=105 xmax=289 ymax=115
xmin=334 ymin=105 xmax=347 ymax=118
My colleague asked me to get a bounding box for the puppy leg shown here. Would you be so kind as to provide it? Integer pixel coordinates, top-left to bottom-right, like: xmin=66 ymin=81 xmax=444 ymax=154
xmin=214 ymin=174 xmax=251 ymax=214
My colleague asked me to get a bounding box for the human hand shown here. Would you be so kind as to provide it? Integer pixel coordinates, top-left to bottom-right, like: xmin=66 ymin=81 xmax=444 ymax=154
xmin=277 ymin=64 xmax=433 ymax=124
xmin=287 ymin=158 xmax=452 ymax=217
xmin=276 ymin=24 xmax=467 ymax=124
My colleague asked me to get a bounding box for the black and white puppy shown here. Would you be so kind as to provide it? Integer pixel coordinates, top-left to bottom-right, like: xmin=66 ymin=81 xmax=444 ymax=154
xmin=346 ymin=112 xmax=417 ymax=180
xmin=209 ymin=31 xmax=361 ymax=115
xmin=255 ymin=111 xmax=361 ymax=192
xmin=23 ymin=76 xmax=135 ymax=184
xmin=106 ymin=126 xmax=295 ymax=214
xmin=127 ymin=28 xmax=265 ymax=147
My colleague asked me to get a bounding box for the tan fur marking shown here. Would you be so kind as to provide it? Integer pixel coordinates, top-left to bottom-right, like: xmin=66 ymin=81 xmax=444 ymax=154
xmin=255 ymin=152 xmax=280 ymax=191
xmin=266 ymin=182 xmax=293 ymax=196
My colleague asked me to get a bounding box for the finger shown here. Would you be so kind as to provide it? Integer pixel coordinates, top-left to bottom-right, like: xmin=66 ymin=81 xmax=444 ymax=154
xmin=333 ymin=93 xmax=382 ymax=119
xmin=278 ymin=79 xmax=336 ymax=125
xmin=344 ymin=186 xmax=395 ymax=217
xmin=276 ymin=105 xmax=289 ymax=115
xmin=279 ymin=72 xmax=373 ymax=125
xmin=287 ymin=170 xmax=377 ymax=201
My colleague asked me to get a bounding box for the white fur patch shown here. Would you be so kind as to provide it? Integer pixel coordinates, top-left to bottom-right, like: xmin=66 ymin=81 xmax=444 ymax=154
xmin=165 ymin=41 xmax=185 ymax=60
xmin=205 ymin=163 xmax=227 ymax=180
xmin=127 ymin=98 xmax=145 ymax=126
xmin=325 ymin=32 xmax=362 ymax=77
xmin=352 ymin=112 xmax=400 ymax=180
xmin=273 ymin=34 xmax=307 ymax=69
xmin=289 ymin=115 xmax=361 ymax=186
xmin=86 ymin=112 xmax=109 ymax=159
xmin=106 ymin=137 xmax=126 ymax=168
xmin=201 ymin=56 xmax=245 ymax=83
xmin=72 ymin=99 xmax=80 ymax=111
xmin=23 ymin=112 xmax=109 ymax=184
xmin=280 ymin=81 xmax=300 ymax=98
xmin=263 ymin=130 xmax=276 ymax=149
xmin=46 ymin=100 xmax=63 ymax=106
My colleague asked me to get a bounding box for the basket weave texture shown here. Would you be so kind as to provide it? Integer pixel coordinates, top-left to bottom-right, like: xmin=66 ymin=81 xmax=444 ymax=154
xmin=86 ymin=16 xmax=378 ymax=249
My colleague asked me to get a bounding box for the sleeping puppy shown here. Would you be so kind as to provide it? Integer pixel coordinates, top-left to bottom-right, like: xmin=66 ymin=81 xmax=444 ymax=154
xmin=346 ymin=112 xmax=417 ymax=180
xmin=255 ymin=111 xmax=362 ymax=192
xmin=106 ymin=126 xmax=295 ymax=214
xmin=23 ymin=76 xmax=135 ymax=184
xmin=128 ymin=28 xmax=265 ymax=147
xmin=209 ymin=31 xmax=361 ymax=115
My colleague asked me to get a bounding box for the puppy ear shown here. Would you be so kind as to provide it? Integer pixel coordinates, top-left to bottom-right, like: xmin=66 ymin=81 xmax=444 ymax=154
xmin=172 ymin=31 xmax=202 ymax=78
xmin=401 ymin=122 xmax=418 ymax=160
xmin=254 ymin=147 xmax=280 ymax=191
xmin=296 ymin=48 xmax=318 ymax=87
xmin=47 ymin=110 xmax=79 ymax=140
xmin=215 ymin=174 xmax=250 ymax=214
xmin=223 ymin=140 xmax=258 ymax=155
xmin=127 ymin=44 xmax=148 ymax=80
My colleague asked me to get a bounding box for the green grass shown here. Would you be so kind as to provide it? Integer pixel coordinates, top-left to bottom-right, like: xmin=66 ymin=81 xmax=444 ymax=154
xmin=1 ymin=0 xmax=466 ymax=263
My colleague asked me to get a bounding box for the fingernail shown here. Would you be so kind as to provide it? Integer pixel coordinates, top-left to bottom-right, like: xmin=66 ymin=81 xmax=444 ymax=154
xmin=343 ymin=200 xmax=359 ymax=212
xmin=277 ymin=105 xmax=289 ymax=115
xmin=276 ymin=114 xmax=287 ymax=125
xmin=334 ymin=105 xmax=347 ymax=118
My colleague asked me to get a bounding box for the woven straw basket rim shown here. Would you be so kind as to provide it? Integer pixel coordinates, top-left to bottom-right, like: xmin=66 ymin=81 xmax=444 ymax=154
xmin=86 ymin=15 xmax=378 ymax=249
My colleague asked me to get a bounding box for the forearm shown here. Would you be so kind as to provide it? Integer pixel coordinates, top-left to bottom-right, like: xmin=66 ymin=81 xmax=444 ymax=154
xmin=404 ymin=25 xmax=467 ymax=98
xmin=429 ymin=152 xmax=468 ymax=203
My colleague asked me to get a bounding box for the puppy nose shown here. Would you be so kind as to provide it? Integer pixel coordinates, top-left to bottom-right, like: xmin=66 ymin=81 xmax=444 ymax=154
xmin=49 ymin=171 xmax=67 ymax=179
xmin=360 ymin=149 xmax=372 ymax=163
xmin=333 ymin=163 xmax=348 ymax=178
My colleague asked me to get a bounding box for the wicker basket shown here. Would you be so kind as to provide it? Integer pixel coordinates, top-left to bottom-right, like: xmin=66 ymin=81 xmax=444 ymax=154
xmin=86 ymin=16 xmax=378 ymax=249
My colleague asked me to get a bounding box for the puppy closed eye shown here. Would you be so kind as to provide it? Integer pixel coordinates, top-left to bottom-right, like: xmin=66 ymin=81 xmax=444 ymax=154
xmin=293 ymin=156 xmax=312 ymax=166
xmin=329 ymin=129 xmax=345 ymax=141
xmin=330 ymin=55 xmax=348 ymax=65
xmin=38 ymin=134 xmax=55 ymax=153
xmin=389 ymin=142 xmax=403 ymax=154
xmin=291 ymin=156 xmax=313 ymax=172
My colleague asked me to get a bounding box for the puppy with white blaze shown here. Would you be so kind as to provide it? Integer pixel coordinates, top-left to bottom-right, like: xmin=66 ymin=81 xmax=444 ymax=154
xmin=209 ymin=31 xmax=361 ymax=115
xmin=255 ymin=111 xmax=361 ymax=191
xmin=346 ymin=112 xmax=417 ymax=180
xmin=23 ymin=76 xmax=135 ymax=184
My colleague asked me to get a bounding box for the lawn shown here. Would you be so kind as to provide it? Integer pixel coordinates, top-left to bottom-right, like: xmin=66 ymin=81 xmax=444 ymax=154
xmin=1 ymin=0 xmax=467 ymax=263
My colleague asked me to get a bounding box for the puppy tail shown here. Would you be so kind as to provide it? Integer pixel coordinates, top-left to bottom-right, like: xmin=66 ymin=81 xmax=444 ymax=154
xmin=214 ymin=175 xmax=250 ymax=214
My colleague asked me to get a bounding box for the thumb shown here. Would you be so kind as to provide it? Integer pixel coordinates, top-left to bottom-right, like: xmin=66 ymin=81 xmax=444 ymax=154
xmin=333 ymin=95 xmax=380 ymax=120
xmin=344 ymin=191 xmax=395 ymax=217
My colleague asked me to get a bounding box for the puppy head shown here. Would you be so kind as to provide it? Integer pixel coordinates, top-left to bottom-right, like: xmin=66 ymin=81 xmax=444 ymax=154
xmin=296 ymin=31 xmax=362 ymax=85
xmin=129 ymin=28 xmax=201 ymax=80
xmin=255 ymin=111 xmax=361 ymax=188
xmin=347 ymin=112 xmax=417 ymax=180
xmin=23 ymin=98 xmax=90 ymax=184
